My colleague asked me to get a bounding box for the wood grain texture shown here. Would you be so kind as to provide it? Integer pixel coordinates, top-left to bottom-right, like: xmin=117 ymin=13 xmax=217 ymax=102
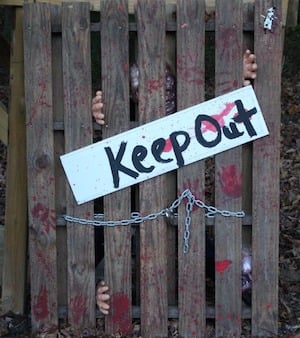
xmin=252 ymin=0 xmax=282 ymax=336
xmin=214 ymin=0 xmax=243 ymax=336
xmin=137 ymin=1 xmax=168 ymax=336
xmin=51 ymin=5 xmax=68 ymax=308
xmin=100 ymin=0 xmax=132 ymax=334
xmin=23 ymin=3 xmax=58 ymax=332
xmin=176 ymin=0 xmax=206 ymax=336
xmin=62 ymin=2 xmax=95 ymax=329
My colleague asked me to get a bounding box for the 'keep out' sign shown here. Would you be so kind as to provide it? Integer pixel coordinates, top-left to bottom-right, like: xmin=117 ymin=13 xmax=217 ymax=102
xmin=61 ymin=86 xmax=268 ymax=204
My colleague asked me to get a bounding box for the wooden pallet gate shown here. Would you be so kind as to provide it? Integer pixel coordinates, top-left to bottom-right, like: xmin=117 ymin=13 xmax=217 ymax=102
xmin=23 ymin=0 xmax=283 ymax=336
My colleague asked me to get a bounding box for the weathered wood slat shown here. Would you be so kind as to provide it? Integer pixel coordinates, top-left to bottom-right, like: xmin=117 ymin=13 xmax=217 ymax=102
xmin=176 ymin=0 xmax=206 ymax=336
xmin=137 ymin=1 xmax=168 ymax=336
xmin=23 ymin=3 xmax=58 ymax=332
xmin=214 ymin=0 xmax=243 ymax=336
xmin=62 ymin=2 xmax=95 ymax=329
xmin=100 ymin=0 xmax=132 ymax=334
xmin=252 ymin=0 xmax=282 ymax=336
xmin=51 ymin=4 xmax=68 ymax=308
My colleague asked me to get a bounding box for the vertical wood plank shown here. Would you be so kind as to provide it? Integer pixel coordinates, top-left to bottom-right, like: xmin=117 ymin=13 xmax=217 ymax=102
xmin=214 ymin=0 xmax=243 ymax=336
xmin=62 ymin=2 xmax=95 ymax=329
xmin=51 ymin=4 xmax=68 ymax=308
xmin=252 ymin=0 xmax=282 ymax=336
xmin=23 ymin=3 xmax=58 ymax=332
xmin=137 ymin=1 xmax=168 ymax=336
xmin=100 ymin=0 xmax=132 ymax=334
xmin=2 ymin=7 xmax=27 ymax=315
xmin=176 ymin=0 xmax=206 ymax=336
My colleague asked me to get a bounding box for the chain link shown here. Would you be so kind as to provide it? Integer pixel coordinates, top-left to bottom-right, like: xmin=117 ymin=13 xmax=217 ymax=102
xmin=63 ymin=189 xmax=245 ymax=253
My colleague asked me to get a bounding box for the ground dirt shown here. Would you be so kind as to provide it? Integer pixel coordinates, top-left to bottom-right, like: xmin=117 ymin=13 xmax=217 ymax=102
xmin=0 ymin=22 xmax=299 ymax=338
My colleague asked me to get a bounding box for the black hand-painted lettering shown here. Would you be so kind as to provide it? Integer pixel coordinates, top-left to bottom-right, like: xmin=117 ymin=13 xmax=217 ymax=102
xmin=132 ymin=145 xmax=155 ymax=173
xmin=104 ymin=142 xmax=139 ymax=188
xmin=195 ymin=115 xmax=221 ymax=147
xmin=151 ymin=138 xmax=173 ymax=163
xmin=169 ymin=131 xmax=190 ymax=167
xmin=234 ymin=100 xmax=257 ymax=137
xmin=222 ymin=122 xmax=244 ymax=139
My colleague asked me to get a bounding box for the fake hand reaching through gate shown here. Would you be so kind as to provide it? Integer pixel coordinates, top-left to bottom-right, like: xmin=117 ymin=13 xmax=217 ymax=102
xmin=96 ymin=280 xmax=110 ymax=315
xmin=243 ymin=50 xmax=257 ymax=86
xmin=92 ymin=91 xmax=105 ymax=125
xmin=92 ymin=50 xmax=257 ymax=125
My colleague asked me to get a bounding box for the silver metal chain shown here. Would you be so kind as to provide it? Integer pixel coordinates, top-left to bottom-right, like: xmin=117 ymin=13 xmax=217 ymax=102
xmin=63 ymin=189 xmax=245 ymax=253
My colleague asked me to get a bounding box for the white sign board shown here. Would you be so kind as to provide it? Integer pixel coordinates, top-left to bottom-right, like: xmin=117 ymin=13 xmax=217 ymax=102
xmin=61 ymin=86 xmax=268 ymax=204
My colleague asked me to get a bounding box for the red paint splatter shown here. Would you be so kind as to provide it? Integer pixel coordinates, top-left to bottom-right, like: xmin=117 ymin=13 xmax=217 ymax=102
xmin=33 ymin=286 xmax=49 ymax=320
xmin=201 ymin=102 xmax=235 ymax=133
xmin=35 ymin=249 xmax=52 ymax=275
xmin=85 ymin=210 xmax=92 ymax=218
xmin=122 ymin=62 xmax=129 ymax=72
xmin=32 ymin=203 xmax=50 ymax=222
xmin=215 ymin=260 xmax=232 ymax=273
xmin=85 ymin=125 xmax=93 ymax=136
xmin=216 ymin=79 xmax=240 ymax=94
xmin=232 ymin=79 xmax=238 ymax=88
xmin=110 ymin=293 xmax=131 ymax=334
xmin=218 ymin=164 xmax=242 ymax=198
xmin=147 ymin=77 xmax=164 ymax=93
xmin=140 ymin=253 xmax=152 ymax=262
xmin=31 ymin=202 xmax=56 ymax=233
xmin=26 ymin=73 xmax=52 ymax=126
xmin=218 ymin=28 xmax=240 ymax=62
xmin=70 ymin=294 xmax=87 ymax=323
xmin=177 ymin=55 xmax=204 ymax=86
xmin=163 ymin=138 xmax=173 ymax=152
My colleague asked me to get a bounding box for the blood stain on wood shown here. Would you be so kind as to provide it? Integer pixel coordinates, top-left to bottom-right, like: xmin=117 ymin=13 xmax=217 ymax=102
xmin=33 ymin=286 xmax=49 ymax=321
xmin=215 ymin=259 xmax=232 ymax=273
xmin=110 ymin=293 xmax=131 ymax=334
xmin=217 ymin=164 xmax=242 ymax=198
xmin=70 ymin=294 xmax=87 ymax=323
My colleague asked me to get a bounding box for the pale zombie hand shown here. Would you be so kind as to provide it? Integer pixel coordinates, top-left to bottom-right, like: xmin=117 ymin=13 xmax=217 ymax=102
xmin=92 ymin=91 xmax=105 ymax=125
xmin=243 ymin=50 xmax=257 ymax=86
xmin=96 ymin=281 xmax=110 ymax=315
